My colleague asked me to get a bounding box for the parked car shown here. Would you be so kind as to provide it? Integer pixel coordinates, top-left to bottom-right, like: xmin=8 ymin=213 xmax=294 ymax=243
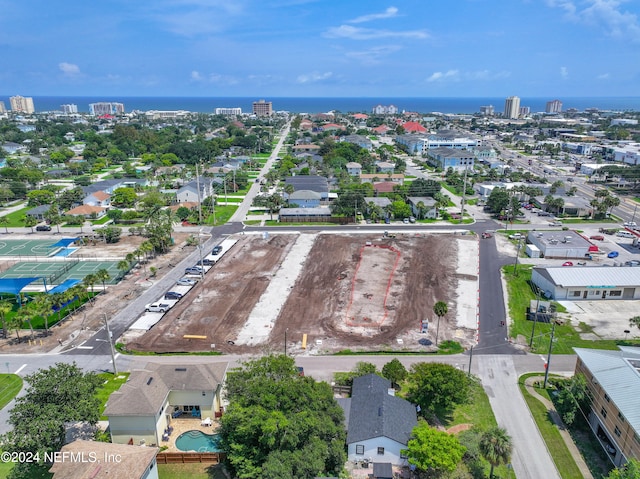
xmin=562 ymin=261 xmax=574 ymax=267
xmin=197 ymin=258 xmax=214 ymax=266
xmin=403 ymin=218 xmax=409 ymax=224
xmin=617 ymin=231 xmax=635 ymax=238
xmin=164 ymin=291 xmax=183 ymax=300
xmin=408 ymin=216 xmax=416 ymax=223
xmin=185 ymin=266 xmax=203 ymax=275
xmin=589 ymin=235 xmax=605 ymax=241
xmin=211 ymin=245 xmax=223 ymax=255
xmin=481 ymin=232 xmax=492 ymax=239
xmin=145 ymin=302 xmax=171 ymax=313
xmin=625 ymin=260 xmax=640 ymax=267
xmin=624 ymin=222 xmax=637 ymax=227
xmin=35 ymin=225 xmax=52 ymax=231
xmin=537 ymin=211 xmax=551 ymax=216
xmin=176 ymin=278 xmax=197 ymax=286
xmin=608 ymin=251 xmax=619 ymax=258
xmin=508 ymin=233 xmax=524 ymax=240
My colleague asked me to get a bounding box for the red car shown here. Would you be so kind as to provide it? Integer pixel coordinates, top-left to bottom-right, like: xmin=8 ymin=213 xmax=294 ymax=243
xmin=589 ymin=235 xmax=604 ymax=241
xmin=481 ymin=232 xmax=492 ymax=239
xmin=562 ymin=261 xmax=574 ymax=267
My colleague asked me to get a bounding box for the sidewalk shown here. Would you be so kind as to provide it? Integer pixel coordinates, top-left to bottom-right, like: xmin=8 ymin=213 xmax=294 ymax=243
xmin=524 ymin=376 xmax=594 ymax=479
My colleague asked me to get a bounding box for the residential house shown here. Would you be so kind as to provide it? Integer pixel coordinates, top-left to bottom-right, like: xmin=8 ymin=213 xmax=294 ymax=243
xmin=372 ymin=182 xmax=397 ymax=194
xmin=428 ymin=147 xmax=475 ymax=172
xmin=66 ymin=204 xmax=107 ymax=219
xmin=340 ymin=135 xmax=373 ymax=151
xmin=395 ymin=134 xmax=425 ymax=155
xmin=284 ymin=176 xmax=329 ymax=200
xmin=288 ymin=190 xmax=322 ymax=208
xmin=360 ymin=173 xmax=404 ymax=185
xmin=346 ymin=162 xmax=362 ymax=176
xmin=104 ymin=362 xmax=228 ymax=446
xmin=26 ymin=204 xmax=52 ymax=222
xmin=49 ymin=440 xmax=159 ymax=479
xmin=83 ymin=190 xmax=111 ymax=207
xmin=82 ymin=179 xmax=147 ymax=200
xmin=400 ymin=121 xmax=427 ymax=133
xmin=319 ymin=123 xmax=346 ymax=132
xmin=473 ymin=146 xmax=497 ymax=163
xmin=376 ymin=161 xmax=395 ymax=174
xmin=1 ymin=142 xmax=24 ymax=155
xmin=292 ymin=144 xmax=322 ymax=154
xmin=338 ymin=374 xmax=417 ymax=466
xmin=176 ymin=177 xmax=214 ymax=204
xmin=299 ymin=119 xmax=314 ymax=130
xmin=573 ymin=347 xmax=640 ymax=467
xmin=407 ymin=197 xmax=438 ymax=219
xmin=372 ymin=125 xmax=392 ymax=136
xmin=279 ymin=207 xmax=332 ymax=223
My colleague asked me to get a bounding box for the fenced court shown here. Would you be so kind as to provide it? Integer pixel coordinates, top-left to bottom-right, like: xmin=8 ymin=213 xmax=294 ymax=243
xmin=0 ymin=260 xmax=121 ymax=286
xmin=0 ymin=239 xmax=63 ymax=257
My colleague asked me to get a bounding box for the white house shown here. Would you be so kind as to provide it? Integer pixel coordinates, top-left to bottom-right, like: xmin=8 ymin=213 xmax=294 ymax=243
xmin=338 ymin=374 xmax=417 ymax=466
xmin=176 ymin=177 xmax=214 ymax=204
xmin=346 ymin=162 xmax=362 ymax=176
xmin=104 ymin=362 xmax=228 ymax=447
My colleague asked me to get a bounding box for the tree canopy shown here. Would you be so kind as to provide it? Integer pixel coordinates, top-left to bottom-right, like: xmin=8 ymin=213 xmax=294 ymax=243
xmin=219 ymin=355 xmax=346 ymax=479
xmin=407 ymin=362 xmax=472 ymax=416
xmin=403 ymin=421 xmax=465 ymax=475
xmin=607 ymin=458 xmax=640 ymax=479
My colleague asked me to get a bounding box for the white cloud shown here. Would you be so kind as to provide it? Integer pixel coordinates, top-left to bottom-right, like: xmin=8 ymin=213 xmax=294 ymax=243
xmin=191 ymin=70 xmax=203 ymax=81
xmin=560 ymin=66 xmax=569 ymax=79
xmin=59 ymin=62 xmax=81 ymax=76
xmin=349 ymin=7 xmax=399 ymax=24
xmin=427 ymin=70 xmax=460 ymax=82
xmin=597 ymin=72 xmax=611 ymax=79
xmin=297 ymin=71 xmax=333 ymax=83
xmin=547 ymin=0 xmax=640 ymax=42
xmin=345 ymin=45 xmax=402 ymax=65
xmin=190 ymin=70 xmax=238 ymax=84
xmin=324 ymin=25 xmax=428 ymax=40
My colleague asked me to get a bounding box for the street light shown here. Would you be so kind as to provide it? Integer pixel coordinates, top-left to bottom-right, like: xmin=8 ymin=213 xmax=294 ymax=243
xmin=101 ymin=313 xmax=118 ymax=375
xmin=198 ymin=228 xmax=205 ymax=281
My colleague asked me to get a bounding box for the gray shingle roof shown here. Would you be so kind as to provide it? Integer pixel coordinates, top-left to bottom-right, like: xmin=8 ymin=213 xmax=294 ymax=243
xmin=343 ymin=374 xmax=417 ymax=445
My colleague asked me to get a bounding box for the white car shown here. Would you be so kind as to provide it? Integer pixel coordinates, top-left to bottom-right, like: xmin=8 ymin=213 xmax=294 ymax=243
xmin=617 ymin=231 xmax=635 ymax=238
xmin=623 ymin=222 xmax=637 ymax=228
xmin=176 ymin=278 xmax=197 ymax=286
xmin=145 ymin=302 xmax=171 ymax=313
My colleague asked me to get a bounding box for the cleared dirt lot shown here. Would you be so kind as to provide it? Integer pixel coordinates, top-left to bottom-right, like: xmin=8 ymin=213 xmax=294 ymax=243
xmin=127 ymin=233 xmax=476 ymax=354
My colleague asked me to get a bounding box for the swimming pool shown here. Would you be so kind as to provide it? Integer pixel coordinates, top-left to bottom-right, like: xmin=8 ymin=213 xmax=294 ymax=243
xmin=175 ymin=430 xmax=222 ymax=452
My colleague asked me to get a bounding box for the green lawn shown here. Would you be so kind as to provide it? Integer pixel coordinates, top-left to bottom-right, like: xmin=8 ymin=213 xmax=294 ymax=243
xmin=204 ymin=205 xmax=237 ymax=226
xmin=158 ymin=463 xmax=228 ymax=479
xmin=95 ymin=372 xmax=130 ymax=420
xmin=1 ymin=206 xmax=32 ymax=227
xmin=90 ymin=215 xmax=112 ymax=225
xmin=518 ymin=374 xmax=584 ymax=479
xmin=0 ymin=374 xmax=22 ymax=410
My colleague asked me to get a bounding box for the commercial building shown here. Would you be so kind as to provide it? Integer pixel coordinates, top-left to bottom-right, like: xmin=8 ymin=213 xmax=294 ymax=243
xmin=479 ymin=105 xmax=494 ymax=116
xmin=252 ymin=99 xmax=273 ymax=116
xmin=504 ymin=96 xmax=520 ymax=119
xmin=89 ymin=102 xmax=125 ymax=116
xmin=9 ymin=95 xmax=35 ymax=113
xmin=574 ymin=347 xmax=640 ymax=467
xmin=527 ymin=231 xmax=593 ymax=259
xmin=215 ymin=107 xmax=242 ymax=115
xmin=546 ymin=99 xmax=563 ymax=113
xmin=531 ymin=266 xmax=640 ymax=300
xmin=427 ymin=147 xmax=475 ymax=172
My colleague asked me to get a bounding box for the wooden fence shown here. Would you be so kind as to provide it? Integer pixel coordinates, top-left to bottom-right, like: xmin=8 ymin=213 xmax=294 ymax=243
xmin=156 ymin=452 xmax=226 ymax=464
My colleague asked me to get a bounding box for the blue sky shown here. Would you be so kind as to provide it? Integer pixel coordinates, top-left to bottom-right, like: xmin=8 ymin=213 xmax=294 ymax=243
xmin=1 ymin=0 xmax=639 ymax=97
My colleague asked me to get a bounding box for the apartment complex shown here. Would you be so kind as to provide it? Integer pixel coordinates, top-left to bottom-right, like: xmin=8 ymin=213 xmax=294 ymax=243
xmin=479 ymin=105 xmax=494 ymax=116
xmin=0 ymin=102 xmax=5 ymax=114
xmin=215 ymin=107 xmax=242 ymax=115
xmin=546 ymin=99 xmax=563 ymax=113
xmin=574 ymin=347 xmax=640 ymax=467
xmin=252 ymin=100 xmax=272 ymax=116
xmin=503 ymin=96 xmax=520 ymax=119
xmin=9 ymin=95 xmax=35 ymax=113
xmin=372 ymin=104 xmax=399 ymax=115
xmin=61 ymin=104 xmax=78 ymax=114
xmin=89 ymin=102 xmax=125 ymax=116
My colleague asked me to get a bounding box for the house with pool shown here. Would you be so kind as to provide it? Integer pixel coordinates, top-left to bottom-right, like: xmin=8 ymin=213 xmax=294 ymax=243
xmin=104 ymin=362 xmax=228 ymax=447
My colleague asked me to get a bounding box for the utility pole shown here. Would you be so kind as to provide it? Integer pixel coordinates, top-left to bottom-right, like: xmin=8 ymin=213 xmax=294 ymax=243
xmin=103 ymin=313 xmax=118 ymax=375
xmin=543 ymin=321 xmax=556 ymax=388
xmin=529 ymin=288 xmax=541 ymax=348
xmin=284 ymin=328 xmax=288 ymax=356
xmin=513 ymin=238 xmax=523 ymax=275
xmin=460 ymin=164 xmax=468 ymax=217
xmin=195 ymin=163 xmax=202 ymax=224
xmin=354 ymin=197 xmax=358 ymax=224
xmin=467 ymin=345 xmax=473 ymax=376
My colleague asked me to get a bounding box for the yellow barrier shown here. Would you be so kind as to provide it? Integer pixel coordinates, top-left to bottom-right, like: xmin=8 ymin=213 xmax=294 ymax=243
xmin=302 ymin=333 xmax=307 ymax=349
xmin=183 ymin=335 xmax=207 ymax=340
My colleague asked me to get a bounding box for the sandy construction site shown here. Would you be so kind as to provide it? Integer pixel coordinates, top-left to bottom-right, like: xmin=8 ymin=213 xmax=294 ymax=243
xmin=124 ymin=232 xmax=479 ymax=355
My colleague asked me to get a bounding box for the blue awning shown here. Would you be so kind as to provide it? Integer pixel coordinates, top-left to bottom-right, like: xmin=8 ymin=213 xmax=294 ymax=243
xmin=51 ymin=238 xmax=79 ymax=248
xmin=0 ymin=278 xmax=42 ymax=295
xmin=47 ymin=279 xmax=81 ymax=295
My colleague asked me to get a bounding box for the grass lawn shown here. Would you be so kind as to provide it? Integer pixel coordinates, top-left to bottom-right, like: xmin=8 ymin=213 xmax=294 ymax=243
xmin=204 ymin=205 xmax=237 ymax=226
xmin=95 ymin=372 xmax=130 ymax=420
xmin=90 ymin=216 xmax=112 ymax=225
xmin=502 ymin=264 xmax=640 ymax=353
xmin=0 ymin=374 xmax=22 ymax=410
xmin=218 ymin=197 xmax=244 ymax=203
xmin=158 ymin=463 xmax=228 ymax=479
xmin=1 ymin=206 xmax=32 ymax=227
xmin=518 ymin=374 xmax=584 ymax=479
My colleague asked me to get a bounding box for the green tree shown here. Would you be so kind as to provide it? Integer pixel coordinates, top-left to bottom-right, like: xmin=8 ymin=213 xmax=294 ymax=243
xmin=117 ymin=259 xmax=130 ymax=278
xmin=607 ymin=458 xmax=640 ymax=479
xmin=110 ymin=187 xmax=137 ymax=207
xmin=381 ymin=358 xmax=408 ymax=388
xmin=333 ymin=361 xmax=378 ymax=387
xmin=22 ymin=215 xmax=37 ymax=233
xmin=486 ymin=187 xmax=510 ymax=214
xmin=403 ymin=421 xmax=465 ymax=476
xmin=32 ymin=294 xmax=52 ymax=336
xmin=26 ymin=189 xmax=56 ymax=206
xmin=106 ymin=208 xmax=123 ymax=223
xmin=433 ymin=300 xmax=448 ymax=346
xmin=630 ymin=316 xmax=640 ymax=331
xmin=219 ymin=355 xmax=346 ymax=479
xmin=175 ymin=206 xmax=191 ymax=221
xmin=479 ymin=427 xmax=513 ymax=478
xmin=95 ymin=268 xmax=110 ymax=292
xmin=0 ymin=299 xmax=12 ymax=339
xmin=83 ymin=274 xmax=97 ymax=304
xmin=0 ymin=215 xmax=9 ymax=234
xmin=1 ymin=363 xmax=102 ymax=477
xmin=100 ymin=225 xmax=122 ymax=244
xmin=407 ymin=362 xmax=472 ymax=416
xmin=45 ymin=205 xmax=63 ymax=234
xmin=408 ymin=178 xmax=441 ymax=197
xmin=554 ymin=373 xmax=590 ymax=425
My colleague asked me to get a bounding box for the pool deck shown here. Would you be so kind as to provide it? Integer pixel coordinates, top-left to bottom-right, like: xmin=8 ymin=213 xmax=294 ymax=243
xmin=163 ymin=416 xmax=220 ymax=452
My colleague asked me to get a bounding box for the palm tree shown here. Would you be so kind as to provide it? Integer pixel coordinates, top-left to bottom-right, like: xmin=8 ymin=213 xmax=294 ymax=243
xmin=117 ymin=260 xmax=130 ymax=279
xmin=0 ymin=216 xmax=9 ymax=234
xmin=83 ymin=274 xmax=97 ymax=304
xmin=95 ymin=268 xmax=110 ymax=293
xmin=0 ymin=300 xmax=13 ymax=338
xmin=433 ymin=301 xmax=448 ymax=346
xmin=23 ymin=215 xmax=37 ymax=233
xmin=7 ymin=313 xmax=22 ymax=342
xmin=629 ymin=316 xmax=640 ymax=331
xmin=69 ymin=284 xmax=85 ymax=312
xmin=49 ymin=293 xmax=67 ymax=328
xmin=16 ymin=306 xmax=35 ymax=340
xmin=480 ymin=426 xmax=513 ymax=478
xmin=33 ymin=295 xmax=52 ymax=336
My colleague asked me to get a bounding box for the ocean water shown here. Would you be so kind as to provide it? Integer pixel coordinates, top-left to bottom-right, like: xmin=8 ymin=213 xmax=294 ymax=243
xmin=6 ymin=96 xmax=640 ymax=115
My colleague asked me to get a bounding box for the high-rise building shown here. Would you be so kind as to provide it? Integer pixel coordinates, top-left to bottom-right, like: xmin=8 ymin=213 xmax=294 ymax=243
xmin=215 ymin=107 xmax=242 ymax=115
xmin=89 ymin=102 xmax=125 ymax=116
xmin=503 ymin=96 xmax=520 ymax=119
xmin=9 ymin=95 xmax=35 ymax=113
xmin=61 ymin=104 xmax=78 ymax=114
xmin=545 ymin=99 xmax=563 ymax=114
xmin=479 ymin=105 xmax=494 ymax=116
xmin=0 ymin=102 xmax=6 ymax=114
xmin=252 ymin=100 xmax=273 ymax=116
xmin=519 ymin=106 xmax=530 ymax=117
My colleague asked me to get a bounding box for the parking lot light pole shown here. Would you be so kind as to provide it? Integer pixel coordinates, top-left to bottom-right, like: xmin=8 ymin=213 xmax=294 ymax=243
xmin=102 ymin=313 xmax=118 ymax=375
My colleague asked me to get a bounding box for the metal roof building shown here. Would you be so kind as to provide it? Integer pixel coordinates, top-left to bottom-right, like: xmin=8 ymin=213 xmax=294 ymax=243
xmin=532 ymin=266 xmax=640 ymax=300
xmin=574 ymin=347 xmax=640 ymax=466
xmin=527 ymin=230 xmax=593 ymax=259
